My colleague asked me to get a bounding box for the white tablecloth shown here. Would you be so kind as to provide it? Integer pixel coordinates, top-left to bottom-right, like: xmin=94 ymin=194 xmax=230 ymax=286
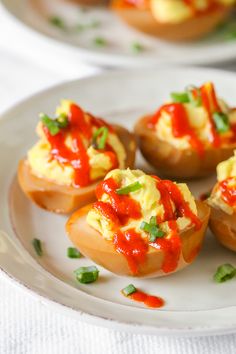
xmin=1 ymin=5 xmax=236 ymax=354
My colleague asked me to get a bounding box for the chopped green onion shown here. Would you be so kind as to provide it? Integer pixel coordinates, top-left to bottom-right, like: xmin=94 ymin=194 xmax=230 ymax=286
xmin=116 ymin=182 xmax=142 ymax=195
xmin=93 ymin=37 xmax=106 ymax=47
xmin=214 ymin=264 xmax=236 ymax=283
xmin=131 ymin=42 xmax=144 ymax=53
xmin=186 ymin=86 xmax=202 ymax=107
xmin=213 ymin=112 xmax=230 ymax=133
xmin=171 ymin=92 xmax=189 ymax=103
xmin=92 ymin=127 xmax=109 ymax=150
xmin=140 ymin=216 xmax=165 ymax=242
xmin=57 ymin=113 xmax=69 ymax=128
xmin=67 ymin=247 xmax=81 ymax=259
xmin=122 ymin=284 xmax=137 ymax=296
xmin=49 ymin=16 xmax=65 ymax=29
xmin=32 ymin=238 xmax=43 ymax=257
xmin=74 ymin=266 xmax=99 ymax=284
xmin=40 ymin=113 xmax=68 ymax=136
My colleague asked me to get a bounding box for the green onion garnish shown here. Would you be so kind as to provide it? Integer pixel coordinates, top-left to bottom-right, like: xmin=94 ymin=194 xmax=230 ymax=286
xmin=49 ymin=16 xmax=65 ymax=29
xmin=74 ymin=266 xmax=99 ymax=284
xmin=213 ymin=112 xmax=230 ymax=133
xmin=171 ymin=92 xmax=190 ymax=103
xmin=116 ymin=181 xmax=142 ymax=195
xmin=40 ymin=113 xmax=68 ymax=136
xmin=93 ymin=37 xmax=106 ymax=47
xmin=32 ymin=238 xmax=43 ymax=257
xmin=67 ymin=247 xmax=81 ymax=259
xmin=131 ymin=42 xmax=144 ymax=53
xmin=92 ymin=127 xmax=109 ymax=150
xmin=214 ymin=263 xmax=236 ymax=283
xmin=186 ymin=86 xmax=202 ymax=107
xmin=122 ymin=284 xmax=137 ymax=296
xmin=140 ymin=216 xmax=165 ymax=242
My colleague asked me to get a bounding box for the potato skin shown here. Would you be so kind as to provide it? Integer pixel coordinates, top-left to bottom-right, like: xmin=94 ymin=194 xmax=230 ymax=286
xmin=210 ymin=204 xmax=236 ymax=252
xmin=66 ymin=201 xmax=210 ymax=278
xmin=112 ymin=3 xmax=230 ymax=41
xmin=134 ymin=116 xmax=236 ymax=179
xmin=17 ymin=125 xmax=136 ymax=214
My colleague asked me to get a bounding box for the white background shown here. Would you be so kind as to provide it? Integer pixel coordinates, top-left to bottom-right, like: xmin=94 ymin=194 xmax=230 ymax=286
xmin=1 ymin=4 xmax=236 ymax=354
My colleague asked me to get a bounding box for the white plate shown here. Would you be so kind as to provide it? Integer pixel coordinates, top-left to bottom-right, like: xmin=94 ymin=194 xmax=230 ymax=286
xmin=1 ymin=67 xmax=236 ymax=336
xmin=2 ymin=0 xmax=236 ymax=68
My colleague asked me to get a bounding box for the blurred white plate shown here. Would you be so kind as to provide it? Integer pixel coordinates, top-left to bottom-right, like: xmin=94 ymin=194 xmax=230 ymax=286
xmin=2 ymin=0 xmax=236 ymax=68
xmin=1 ymin=67 xmax=236 ymax=336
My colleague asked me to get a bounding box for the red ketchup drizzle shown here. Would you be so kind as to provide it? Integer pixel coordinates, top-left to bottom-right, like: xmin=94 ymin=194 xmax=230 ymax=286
xmin=151 ymin=177 xmax=202 ymax=273
xmin=149 ymin=103 xmax=204 ymax=157
xmin=113 ymin=229 xmax=148 ymax=275
xmin=94 ymin=175 xmax=202 ymax=275
xmin=200 ymin=83 xmax=220 ymax=148
xmin=96 ymin=178 xmax=141 ymax=224
xmin=219 ymin=178 xmax=236 ymax=206
xmin=130 ymin=290 xmax=165 ymax=308
xmin=95 ymin=178 xmax=145 ymax=275
xmin=43 ymin=104 xmax=117 ymax=187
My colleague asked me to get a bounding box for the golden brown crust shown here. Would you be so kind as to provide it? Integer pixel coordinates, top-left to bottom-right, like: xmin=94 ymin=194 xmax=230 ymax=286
xmin=134 ymin=116 xmax=236 ymax=179
xmin=17 ymin=125 xmax=136 ymax=214
xmin=112 ymin=3 xmax=231 ymax=41
xmin=209 ymin=203 xmax=236 ymax=252
xmin=66 ymin=200 xmax=210 ymax=277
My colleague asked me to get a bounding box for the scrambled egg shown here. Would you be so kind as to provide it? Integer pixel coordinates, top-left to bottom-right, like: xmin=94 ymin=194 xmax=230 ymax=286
xmin=209 ymin=151 xmax=236 ymax=214
xmin=27 ymin=100 xmax=126 ymax=186
xmin=150 ymin=0 xmax=235 ymax=24
xmin=152 ymin=83 xmax=233 ymax=150
xmin=87 ymin=169 xmax=197 ymax=241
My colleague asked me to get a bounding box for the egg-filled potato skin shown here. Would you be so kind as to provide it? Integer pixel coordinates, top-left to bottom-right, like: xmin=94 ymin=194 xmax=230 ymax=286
xmin=18 ymin=125 xmax=136 ymax=214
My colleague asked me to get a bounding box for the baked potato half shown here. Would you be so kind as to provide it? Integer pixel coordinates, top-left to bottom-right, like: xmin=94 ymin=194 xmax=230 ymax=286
xmin=134 ymin=115 xmax=236 ymax=179
xmin=18 ymin=124 xmax=136 ymax=214
xmin=112 ymin=0 xmax=231 ymax=41
xmin=66 ymin=200 xmax=210 ymax=277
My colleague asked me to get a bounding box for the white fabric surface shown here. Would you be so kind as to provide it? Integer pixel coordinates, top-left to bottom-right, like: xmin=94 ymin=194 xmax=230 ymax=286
xmin=1 ymin=5 xmax=236 ymax=354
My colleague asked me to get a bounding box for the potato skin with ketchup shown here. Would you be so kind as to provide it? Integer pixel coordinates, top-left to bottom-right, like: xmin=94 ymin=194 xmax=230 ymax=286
xmin=208 ymin=151 xmax=236 ymax=251
xmin=66 ymin=201 xmax=209 ymax=277
xmin=18 ymin=101 xmax=136 ymax=214
xmin=134 ymin=82 xmax=236 ymax=179
xmin=135 ymin=116 xmax=236 ymax=179
xmin=66 ymin=169 xmax=210 ymax=277
xmin=112 ymin=0 xmax=232 ymax=41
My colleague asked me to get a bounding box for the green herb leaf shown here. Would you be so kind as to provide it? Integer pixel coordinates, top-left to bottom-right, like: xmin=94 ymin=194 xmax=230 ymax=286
xmin=140 ymin=216 xmax=165 ymax=242
xmin=116 ymin=182 xmax=142 ymax=195
xmin=93 ymin=37 xmax=106 ymax=47
xmin=171 ymin=92 xmax=190 ymax=103
xmin=92 ymin=126 xmax=109 ymax=150
xmin=49 ymin=16 xmax=65 ymax=29
xmin=131 ymin=42 xmax=144 ymax=53
xmin=214 ymin=263 xmax=236 ymax=283
xmin=32 ymin=238 xmax=43 ymax=257
xmin=122 ymin=284 xmax=137 ymax=296
xmin=74 ymin=266 xmax=99 ymax=284
xmin=67 ymin=247 xmax=82 ymax=259
xmin=40 ymin=113 xmax=68 ymax=136
xmin=213 ymin=112 xmax=230 ymax=133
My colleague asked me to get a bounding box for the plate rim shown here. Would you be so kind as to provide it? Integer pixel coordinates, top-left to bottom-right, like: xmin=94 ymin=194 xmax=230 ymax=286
xmin=2 ymin=66 xmax=236 ymax=335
